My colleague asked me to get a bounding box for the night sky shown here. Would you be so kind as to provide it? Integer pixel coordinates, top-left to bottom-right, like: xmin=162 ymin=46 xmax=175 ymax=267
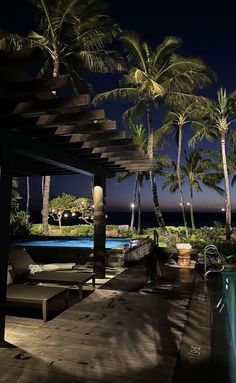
xmin=2 ymin=0 xmax=236 ymax=212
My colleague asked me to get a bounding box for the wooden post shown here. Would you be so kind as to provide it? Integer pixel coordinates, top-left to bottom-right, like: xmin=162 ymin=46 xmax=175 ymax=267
xmin=153 ymin=229 xmax=159 ymax=247
xmin=0 ymin=134 xmax=13 ymax=343
xmin=93 ymin=176 xmax=106 ymax=278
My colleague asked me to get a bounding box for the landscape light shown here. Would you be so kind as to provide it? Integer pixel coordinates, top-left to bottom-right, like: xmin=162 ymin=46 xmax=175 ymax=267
xmin=131 ymin=203 xmax=135 ymax=209
xmin=221 ymin=208 xmax=225 ymax=212
xmin=64 ymin=213 xmax=68 ymax=217
xmin=187 ymin=202 xmax=190 ymax=206
xmin=71 ymin=212 xmax=76 ymax=216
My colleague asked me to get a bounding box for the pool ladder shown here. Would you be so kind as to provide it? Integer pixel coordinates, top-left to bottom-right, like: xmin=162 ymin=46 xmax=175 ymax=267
xmin=203 ymin=244 xmax=224 ymax=280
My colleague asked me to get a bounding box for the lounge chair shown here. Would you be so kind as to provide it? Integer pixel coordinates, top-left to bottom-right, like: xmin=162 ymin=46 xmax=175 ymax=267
xmin=7 ymin=284 xmax=68 ymax=321
xmin=8 ymin=247 xmax=96 ymax=300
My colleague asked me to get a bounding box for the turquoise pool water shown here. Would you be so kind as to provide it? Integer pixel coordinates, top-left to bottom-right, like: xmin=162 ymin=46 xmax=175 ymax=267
xmin=222 ymin=271 xmax=236 ymax=357
xmin=16 ymin=238 xmax=131 ymax=249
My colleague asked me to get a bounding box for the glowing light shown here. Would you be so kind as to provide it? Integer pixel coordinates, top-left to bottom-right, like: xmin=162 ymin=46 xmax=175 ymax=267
xmin=221 ymin=208 xmax=225 ymax=212
xmin=64 ymin=213 xmax=68 ymax=218
xmin=71 ymin=212 xmax=76 ymax=216
xmin=131 ymin=203 xmax=135 ymax=209
xmin=187 ymin=202 xmax=190 ymax=206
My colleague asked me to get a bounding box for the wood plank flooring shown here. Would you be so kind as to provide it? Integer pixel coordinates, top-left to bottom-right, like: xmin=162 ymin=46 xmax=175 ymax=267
xmin=1 ymin=259 xmax=201 ymax=383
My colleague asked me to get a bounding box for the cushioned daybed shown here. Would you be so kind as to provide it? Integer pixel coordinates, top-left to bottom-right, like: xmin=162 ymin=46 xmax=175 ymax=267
xmin=8 ymin=247 xmax=96 ymax=301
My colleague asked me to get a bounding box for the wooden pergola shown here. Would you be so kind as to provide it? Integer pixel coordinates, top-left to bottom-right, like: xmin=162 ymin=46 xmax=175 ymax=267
xmin=0 ymin=50 xmax=154 ymax=343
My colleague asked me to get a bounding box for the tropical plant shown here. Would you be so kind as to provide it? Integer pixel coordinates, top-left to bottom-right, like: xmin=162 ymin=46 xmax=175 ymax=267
xmin=182 ymin=149 xmax=224 ymax=229
xmin=94 ymin=33 xmax=214 ymax=241
xmin=162 ymin=149 xmax=224 ymax=230
xmin=10 ymin=191 xmax=31 ymax=239
xmin=190 ymin=88 xmax=236 ymax=239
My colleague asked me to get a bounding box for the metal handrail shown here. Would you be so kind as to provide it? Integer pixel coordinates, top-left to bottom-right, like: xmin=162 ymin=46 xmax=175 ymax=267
xmin=203 ymin=244 xmax=224 ymax=280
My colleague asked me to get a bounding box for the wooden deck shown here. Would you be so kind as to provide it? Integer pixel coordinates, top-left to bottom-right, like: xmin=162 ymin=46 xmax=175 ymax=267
xmin=1 ymin=259 xmax=212 ymax=383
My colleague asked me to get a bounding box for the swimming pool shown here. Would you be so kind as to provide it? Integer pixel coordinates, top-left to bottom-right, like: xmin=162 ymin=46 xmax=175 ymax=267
xmin=210 ymin=271 xmax=236 ymax=382
xmin=14 ymin=237 xmax=152 ymax=267
xmin=222 ymin=271 xmax=236 ymax=357
xmin=17 ymin=238 xmax=131 ymax=249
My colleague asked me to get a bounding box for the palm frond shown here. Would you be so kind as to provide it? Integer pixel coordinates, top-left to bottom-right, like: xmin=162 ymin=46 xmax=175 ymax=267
xmin=120 ymin=31 xmax=147 ymax=72
xmin=93 ymin=87 xmax=139 ymax=105
xmin=79 ymin=50 xmax=125 ymax=73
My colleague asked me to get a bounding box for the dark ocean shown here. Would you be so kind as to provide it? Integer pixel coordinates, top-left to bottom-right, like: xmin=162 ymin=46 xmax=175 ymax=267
xmin=31 ymin=211 xmax=234 ymax=228
xmin=106 ymin=211 xmax=233 ymax=228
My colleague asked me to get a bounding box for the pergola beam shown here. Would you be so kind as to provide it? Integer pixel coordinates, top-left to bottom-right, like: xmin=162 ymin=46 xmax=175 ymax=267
xmin=81 ymin=137 xmax=133 ymax=149
xmin=35 ymin=131 xmax=124 ymax=145
xmin=12 ymin=136 xmax=114 ymax=177
xmin=92 ymin=144 xmax=139 ymax=154
xmin=100 ymin=151 xmax=145 ymax=159
xmin=13 ymin=95 xmax=91 ymax=117
xmin=1 ymin=110 xmax=106 ymax=130
xmin=0 ymin=75 xmax=71 ymax=101
xmin=36 ymin=110 xmax=105 ymax=127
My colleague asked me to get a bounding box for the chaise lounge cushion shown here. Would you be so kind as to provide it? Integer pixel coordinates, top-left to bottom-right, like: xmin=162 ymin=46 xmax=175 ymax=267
xmin=9 ymin=247 xmax=76 ymax=278
xmin=28 ymin=263 xmax=76 ymax=274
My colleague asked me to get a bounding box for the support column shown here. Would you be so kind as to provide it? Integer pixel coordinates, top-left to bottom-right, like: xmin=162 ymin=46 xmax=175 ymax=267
xmin=0 ymin=135 xmax=12 ymax=344
xmin=93 ymin=176 xmax=106 ymax=278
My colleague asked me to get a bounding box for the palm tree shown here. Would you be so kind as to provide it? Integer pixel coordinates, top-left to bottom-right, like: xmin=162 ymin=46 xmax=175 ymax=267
xmin=182 ymin=149 xmax=224 ymax=229
xmin=190 ymin=89 xmax=236 ymax=239
xmin=117 ymin=124 xmax=169 ymax=233
xmin=0 ymin=0 xmax=124 ymax=91
xmin=94 ymin=33 xmax=214 ymax=241
xmin=0 ymin=0 xmax=125 ymax=235
xmin=159 ymin=102 xmax=203 ymax=236
xmin=163 ymin=149 xmax=224 ymax=230
xmin=116 ymin=125 xmax=148 ymax=232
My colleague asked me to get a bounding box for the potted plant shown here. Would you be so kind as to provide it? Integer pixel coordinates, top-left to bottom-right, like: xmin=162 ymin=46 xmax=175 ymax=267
xmin=176 ymin=243 xmax=192 ymax=267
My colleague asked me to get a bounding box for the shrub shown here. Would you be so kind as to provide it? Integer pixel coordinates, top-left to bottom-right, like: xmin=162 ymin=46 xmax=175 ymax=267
xmin=77 ymin=225 xmax=94 ymax=237
xmin=10 ymin=211 xmax=31 ymax=239
xmin=30 ymin=224 xmax=43 ymax=236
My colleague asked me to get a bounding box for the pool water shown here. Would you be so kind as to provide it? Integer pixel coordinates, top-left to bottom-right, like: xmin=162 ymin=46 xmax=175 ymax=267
xmin=16 ymin=238 xmax=131 ymax=249
xmin=222 ymin=271 xmax=236 ymax=357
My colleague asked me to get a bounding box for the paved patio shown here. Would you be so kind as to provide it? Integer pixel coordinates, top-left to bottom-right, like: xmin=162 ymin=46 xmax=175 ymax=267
xmin=2 ymin=257 xmax=213 ymax=383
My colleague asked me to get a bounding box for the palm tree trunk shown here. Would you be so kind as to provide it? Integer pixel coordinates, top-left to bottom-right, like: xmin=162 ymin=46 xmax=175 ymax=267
xmin=26 ymin=176 xmax=30 ymax=215
xmin=137 ymin=178 xmax=141 ymax=234
xmin=146 ymin=107 xmax=170 ymax=242
xmin=177 ymin=125 xmax=189 ymax=238
xmin=53 ymin=56 xmax=59 ymax=78
xmin=41 ymin=54 xmax=59 ymax=234
xmin=221 ymin=133 xmax=231 ymax=240
xmin=189 ymin=185 xmax=196 ymax=230
xmin=130 ymin=173 xmax=139 ymax=229
xmin=42 ymin=175 xmax=51 ymax=235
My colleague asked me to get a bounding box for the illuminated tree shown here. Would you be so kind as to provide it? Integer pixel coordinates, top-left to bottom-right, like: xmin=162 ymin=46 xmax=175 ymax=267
xmin=49 ymin=193 xmax=76 ymax=228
